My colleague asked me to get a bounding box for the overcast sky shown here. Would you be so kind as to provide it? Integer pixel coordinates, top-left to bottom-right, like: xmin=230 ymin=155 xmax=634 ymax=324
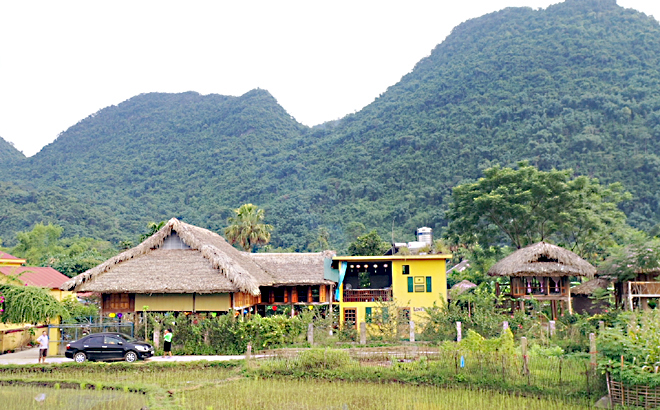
xmin=1 ymin=1 xmax=658 ymax=157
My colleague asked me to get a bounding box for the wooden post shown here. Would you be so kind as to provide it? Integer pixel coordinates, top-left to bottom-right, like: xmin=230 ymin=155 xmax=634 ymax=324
xmin=628 ymin=281 xmax=633 ymax=311
xmin=456 ymin=322 xmax=462 ymax=342
xmin=521 ymin=336 xmax=529 ymax=375
xmin=589 ymin=333 xmax=597 ymax=371
xmin=549 ymin=320 xmax=556 ymax=337
xmin=329 ymin=284 xmax=334 ymax=336
xmin=307 ymin=323 xmax=314 ymax=346
xmin=360 ymin=321 xmax=367 ymax=345
xmin=409 ymin=320 xmax=415 ymax=343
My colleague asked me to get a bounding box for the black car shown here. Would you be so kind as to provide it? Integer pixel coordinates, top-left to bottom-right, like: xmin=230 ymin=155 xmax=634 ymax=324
xmin=65 ymin=332 xmax=154 ymax=363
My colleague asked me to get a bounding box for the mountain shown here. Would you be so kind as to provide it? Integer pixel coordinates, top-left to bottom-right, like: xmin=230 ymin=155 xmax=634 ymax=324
xmin=302 ymin=0 xmax=660 ymax=233
xmin=2 ymin=0 xmax=660 ymax=249
xmin=0 ymin=137 xmax=25 ymax=164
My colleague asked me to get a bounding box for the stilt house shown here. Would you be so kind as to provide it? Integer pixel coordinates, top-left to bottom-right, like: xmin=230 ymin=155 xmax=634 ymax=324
xmin=488 ymin=242 xmax=596 ymax=319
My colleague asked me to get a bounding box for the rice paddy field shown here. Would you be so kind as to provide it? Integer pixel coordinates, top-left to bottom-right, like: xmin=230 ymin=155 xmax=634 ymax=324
xmin=176 ymin=379 xmax=593 ymax=410
xmin=1 ymin=385 xmax=146 ymax=409
xmin=0 ymin=355 xmax=602 ymax=409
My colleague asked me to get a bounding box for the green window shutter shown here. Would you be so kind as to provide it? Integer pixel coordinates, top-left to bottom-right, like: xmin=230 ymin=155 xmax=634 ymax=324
xmin=426 ymin=277 xmax=432 ymax=293
xmin=408 ymin=277 xmax=414 ymax=293
xmin=365 ymin=307 xmax=372 ymax=323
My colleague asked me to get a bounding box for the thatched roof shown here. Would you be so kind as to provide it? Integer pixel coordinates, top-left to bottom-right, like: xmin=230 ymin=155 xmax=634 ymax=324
xmin=449 ymin=280 xmax=477 ymax=298
xmin=247 ymin=251 xmax=336 ymax=287
xmin=571 ymin=278 xmax=611 ymax=295
xmin=61 ymin=218 xmax=332 ymax=296
xmin=488 ymin=242 xmax=596 ymax=278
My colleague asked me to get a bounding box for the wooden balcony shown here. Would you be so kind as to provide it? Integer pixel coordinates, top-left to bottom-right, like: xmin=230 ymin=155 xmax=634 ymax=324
xmin=628 ymin=281 xmax=660 ymax=296
xmin=343 ymin=288 xmax=392 ymax=303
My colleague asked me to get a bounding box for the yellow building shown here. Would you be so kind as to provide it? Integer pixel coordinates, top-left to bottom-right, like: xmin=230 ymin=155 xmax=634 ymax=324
xmin=0 ymin=254 xmax=72 ymax=355
xmin=333 ymin=254 xmax=450 ymax=327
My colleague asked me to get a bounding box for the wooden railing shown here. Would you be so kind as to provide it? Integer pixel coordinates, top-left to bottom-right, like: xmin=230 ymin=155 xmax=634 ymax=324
xmin=343 ymin=289 xmax=392 ymax=303
xmin=628 ymin=281 xmax=660 ymax=296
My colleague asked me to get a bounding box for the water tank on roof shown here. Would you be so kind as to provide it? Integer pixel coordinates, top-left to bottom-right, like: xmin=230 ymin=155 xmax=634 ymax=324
xmin=417 ymin=227 xmax=433 ymax=245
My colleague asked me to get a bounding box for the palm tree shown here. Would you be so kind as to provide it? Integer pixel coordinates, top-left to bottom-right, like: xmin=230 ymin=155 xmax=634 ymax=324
xmin=224 ymin=204 xmax=273 ymax=252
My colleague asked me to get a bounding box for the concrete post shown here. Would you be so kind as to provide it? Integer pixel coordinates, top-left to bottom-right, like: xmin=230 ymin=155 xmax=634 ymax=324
xmin=521 ymin=336 xmax=529 ymax=375
xmin=589 ymin=333 xmax=597 ymax=370
xmin=409 ymin=320 xmax=415 ymax=343
xmin=549 ymin=320 xmax=556 ymax=337
xmin=503 ymin=321 xmax=509 ymax=331
xmin=307 ymin=323 xmax=314 ymax=346
xmin=456 ymin=322 xmax=462 ymax=342
xmin=360 ymin=322 xmax=367 ymax=345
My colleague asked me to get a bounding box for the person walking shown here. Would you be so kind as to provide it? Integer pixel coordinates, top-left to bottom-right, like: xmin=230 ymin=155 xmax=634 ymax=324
xmin=163 ymin=329 xmax=173 ymax=358
xmin=37 ymin=331 xmax=49 ymax=364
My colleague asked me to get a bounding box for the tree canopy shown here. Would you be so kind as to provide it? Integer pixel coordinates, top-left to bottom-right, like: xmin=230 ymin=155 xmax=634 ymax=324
xmin=224 ymin=204 xmax=273 ymax=252
xmin=0 ymin=283 xmax=67 ymax=324
xmin=348 ymin=230 xmax=390 ymax=256
xmin=447 ymin=162 xmax=630 ymax=258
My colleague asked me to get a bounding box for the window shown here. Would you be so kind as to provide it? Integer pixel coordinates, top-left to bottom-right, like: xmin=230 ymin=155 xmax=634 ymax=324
xmin=414 ymin=276 xmax=425 ymax=292
xmin=273 ymin=288 xmax=285 ymax=303
xmin=343 ymin=308 xmax=357 ymax=329
xmin=297 ymin=286 xmax=308 ymax=303
xmin=399 ymin=308 xmax=411 ymax=322
xmin=311 ymin=286 xmax=320 ymax=303
xmin=426 ymin=277 xmax=432 ymax=293
xmin=365 ymin=307 xmax=372 ymax=323
xmin=408 ymin=277 xmax=414 ymax=293
xmin=104 ymin=336 xmax=122 ymax=345
xmin=402 ymin=265 xmax=410 ymax=275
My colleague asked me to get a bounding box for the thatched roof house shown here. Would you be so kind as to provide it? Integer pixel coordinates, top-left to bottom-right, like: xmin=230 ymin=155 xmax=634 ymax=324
xmin=571 ymin=278 xmax=611 ymax=296
xmin=451 ymin=279 xmax=477 ymax=294
xmin=488 ymin=242 xmax=596 ymax=278
xmin=488 ymin=242 xmax=596 ymax=319
xmin=61 ymin=218 xmax=335 ymax=314
xmin=571 ymin=278 xmax=611 ymax=315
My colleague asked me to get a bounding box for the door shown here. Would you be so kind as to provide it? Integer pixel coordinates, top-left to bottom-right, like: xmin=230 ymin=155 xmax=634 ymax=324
xmin=83 ymin=336 xmax=104 ymax=360
xmin=103 ymin=335 xmax=125 ymax=360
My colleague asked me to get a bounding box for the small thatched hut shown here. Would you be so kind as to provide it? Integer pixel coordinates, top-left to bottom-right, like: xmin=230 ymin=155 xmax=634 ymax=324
xmin=570 ymin=278 xmax=611 ymax=315
xmin=61 ymin=218 xmax=335 ymax=317
xmin=488 ymin=242 xmax=596 ymax=319
xmin=449 ymin=280 xmax=477 ymax=299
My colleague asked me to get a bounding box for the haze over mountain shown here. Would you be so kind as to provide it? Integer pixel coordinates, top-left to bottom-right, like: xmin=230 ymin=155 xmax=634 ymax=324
xmin=2 ymin=0 xmax=660 ymax=251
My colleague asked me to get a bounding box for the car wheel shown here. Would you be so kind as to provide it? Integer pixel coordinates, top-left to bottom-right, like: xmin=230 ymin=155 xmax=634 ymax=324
xmin=124 ymin=351 xmax=138 ymax=363
xmin=73 ymin=352 xmax=87 ymax=363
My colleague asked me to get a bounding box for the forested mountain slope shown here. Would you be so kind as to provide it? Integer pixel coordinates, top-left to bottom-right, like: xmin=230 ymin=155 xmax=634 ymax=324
xmin=2 ymin=0 xmax=660 ymax=250
xmin=1 ymin=90 xmax=311 ymax=245
xmin=0 ymin=137 xmax=25 ymax=163
xmin=305 ymin=0 xmax=660 ymax=237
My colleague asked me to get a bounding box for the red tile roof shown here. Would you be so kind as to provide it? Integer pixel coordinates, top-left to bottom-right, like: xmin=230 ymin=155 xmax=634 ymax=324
xmin=0 ymin=251 xmax=23 ymax=260
xmin=0 ymin=266 xmax=70 ymax=289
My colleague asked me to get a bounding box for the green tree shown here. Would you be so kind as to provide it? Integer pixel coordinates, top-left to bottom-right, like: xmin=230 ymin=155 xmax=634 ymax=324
xmin=348 ymin=230 xmax=389 ymax=256
xmin=9 ymin=223 xmax=64 ymax=266
xmin=5 ymin=223 xmax=115 ymax=277
xmin=447 ymin=162 xmax=630 ymax=258
xmin=0 ymin=283 xmax=67 ymax=324
xmin=139 ymin=221 xmax=166 ymax=242
xmin=224 ymin=204 xmax=273 ymax=252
